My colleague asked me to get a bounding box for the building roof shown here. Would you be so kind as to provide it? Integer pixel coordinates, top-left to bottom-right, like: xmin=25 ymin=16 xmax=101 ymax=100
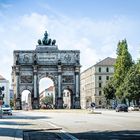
xmin=46 ymin=86 xmax=54 ymax=91
xmin=94 ymin=57 xmax=116 ymax=66
xmin=0 ymin=75 xmax=6 ymax=80
xmin=81 ymin=57 xmax=116 ymax=74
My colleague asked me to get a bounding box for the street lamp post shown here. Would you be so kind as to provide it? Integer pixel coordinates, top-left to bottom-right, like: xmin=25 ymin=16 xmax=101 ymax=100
xmin=0 ymin=86 xmax=5 ymax=118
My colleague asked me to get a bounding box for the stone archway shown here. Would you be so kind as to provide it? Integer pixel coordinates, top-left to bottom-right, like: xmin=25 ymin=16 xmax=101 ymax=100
xmin=12 ymin=31 xmax=81 ymax=109
xmin=62 ymin=87 xmax=74 ymax=109
xmin=21 ymin=90 xmax=32 ymax=110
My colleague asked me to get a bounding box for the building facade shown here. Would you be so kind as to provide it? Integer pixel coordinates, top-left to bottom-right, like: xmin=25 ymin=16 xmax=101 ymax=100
xmin=80 ymin=57 xmax=116 ymax=109
xmin=0 ymin=75 xmax=10 ymax=105
xmin=39 ymin=86 xmax=55 ymax=103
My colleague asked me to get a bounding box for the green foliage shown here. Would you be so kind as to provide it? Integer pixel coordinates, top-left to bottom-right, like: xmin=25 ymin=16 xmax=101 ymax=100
xmin=41 ymin=96 xmax=53 ymax=105
xmin=122 ymin=63 xmax=140 ymax=103
xmin=103 ymin=78 xmax=116 ymax=100
xmin=10 ymin=99 xmax=14 ymax=107
xmin=114 ymin=39 xmax=133 ymax=100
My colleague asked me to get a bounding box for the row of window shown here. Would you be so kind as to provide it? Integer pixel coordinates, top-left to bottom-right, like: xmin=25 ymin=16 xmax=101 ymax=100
xmin=98 ymin=67 xmax=109 ymax=72
xmin=99 ymin=76 xmax=109 ymax=80
xmin=95 ymin=91 xmax=103 ymax=96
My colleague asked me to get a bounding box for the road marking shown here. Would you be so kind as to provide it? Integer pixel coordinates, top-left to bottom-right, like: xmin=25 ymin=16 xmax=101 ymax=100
xmin=122 ymin=133 xmax=140 ymax=136
xmin=48 ymin=122 xmax=79 ymax=140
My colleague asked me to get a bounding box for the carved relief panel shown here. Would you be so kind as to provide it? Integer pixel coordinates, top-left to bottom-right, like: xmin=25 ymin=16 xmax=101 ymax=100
xmin=20 ymin=75 xmax=33 ymax=83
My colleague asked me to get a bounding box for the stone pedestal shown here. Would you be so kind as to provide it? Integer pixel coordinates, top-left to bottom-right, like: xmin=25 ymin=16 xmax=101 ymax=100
xmin=75 ymin=97 xmax=81 ymax=109
xmin=32 ymin=98 xmax=39 ymax=109
xmin=57 ymin=97 xmax=63 ymax=109
xmin=15 ymin=98 xmax=22 ymax=110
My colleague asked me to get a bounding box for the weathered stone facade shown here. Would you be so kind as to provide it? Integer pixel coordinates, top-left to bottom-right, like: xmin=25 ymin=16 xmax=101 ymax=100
xmin=12 ymin=32 xmax=81 ymax=109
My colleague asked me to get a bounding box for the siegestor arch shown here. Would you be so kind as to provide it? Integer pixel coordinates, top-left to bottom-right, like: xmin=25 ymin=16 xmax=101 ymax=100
xmin=12 ymin=32 xmax=81 ymax=109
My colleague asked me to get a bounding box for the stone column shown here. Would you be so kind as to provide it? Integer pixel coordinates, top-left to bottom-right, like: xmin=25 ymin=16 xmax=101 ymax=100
xmin=58 ymin=74 xmax=62 ymax=98
xmin=75 ymin=66 xmax=81 ymax=109
xmin=15 ymin=74 xmax=19 ymax=99
xmin=57 ymin=65 xmax=63 ymax=108
xmin=33 ymin=66 xmax=39 ymax=109
xmin=15 ymin=66 xmax=21 ymax=110
xmin=34 ymin=74 xmax=37 ymax=98
xmin=75 ymin=74 xmax=79 ymax=98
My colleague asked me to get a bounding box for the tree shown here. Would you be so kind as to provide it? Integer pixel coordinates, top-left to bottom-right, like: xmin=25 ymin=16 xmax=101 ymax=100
xmin=122 ymin=63 xmax=140 ymax=105
xmin=104 ymin=79 xmax=116 ymax=100
xmin=41 ymin=96 xmax=53 ymax=105
xmin=113 ymin=39 xmax=133 ymax=101
xmin=10 ymin=99 xmax=14 ymax=108
xmin=103 ymin=78 xmax=116 ymax=106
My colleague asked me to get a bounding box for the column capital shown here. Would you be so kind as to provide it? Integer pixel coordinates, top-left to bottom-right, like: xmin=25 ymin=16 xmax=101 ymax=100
xmin=58 ymin=65 xmax=62 ymax=73
xmin=75 ymin=66 xmax=80 ymax=73
xmin=33 ymin=66 xmax=38 ymax=74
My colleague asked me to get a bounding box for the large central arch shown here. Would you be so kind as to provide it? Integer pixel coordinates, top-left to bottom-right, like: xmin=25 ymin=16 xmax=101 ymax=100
xmin=12 ymin=31 xmax=81 ymax=109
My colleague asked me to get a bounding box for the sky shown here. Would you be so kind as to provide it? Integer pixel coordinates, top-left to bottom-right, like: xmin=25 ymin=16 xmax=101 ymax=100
xmin=0 ymin=0 xmax=140 ymax=89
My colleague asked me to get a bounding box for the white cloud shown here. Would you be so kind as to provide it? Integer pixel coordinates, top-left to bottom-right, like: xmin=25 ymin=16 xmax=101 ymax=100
xmin=0 ymin=12 xmax=139 ymax=85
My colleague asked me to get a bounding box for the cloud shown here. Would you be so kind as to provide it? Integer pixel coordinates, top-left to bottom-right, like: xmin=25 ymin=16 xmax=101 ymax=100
xmin=0 ymin=11 xmax=139 ymax=84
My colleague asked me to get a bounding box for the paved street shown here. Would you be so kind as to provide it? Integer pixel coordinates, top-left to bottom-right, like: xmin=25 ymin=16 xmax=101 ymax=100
xmin=0 ymin=109 xmax=140 ymax=140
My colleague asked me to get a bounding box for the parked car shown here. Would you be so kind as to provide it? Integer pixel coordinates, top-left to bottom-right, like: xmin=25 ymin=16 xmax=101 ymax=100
xmin=128 ymin=105 xmax=139 ymax=111
xmin=116 ymin=104 xmax=128 ymax=112
xmin=1 ymin=105 xmax=12 ymax=115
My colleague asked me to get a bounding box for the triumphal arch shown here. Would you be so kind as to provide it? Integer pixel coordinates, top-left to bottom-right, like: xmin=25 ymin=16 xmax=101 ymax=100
xmin=12 ymin=31 xmax=81 ymax=109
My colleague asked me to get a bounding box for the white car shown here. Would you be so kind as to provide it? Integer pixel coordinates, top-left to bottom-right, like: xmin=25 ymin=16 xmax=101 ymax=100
xmin=128 ymin=105 xmax=139 ymax=111
xmin=1 ymin=105 xmax=12 ymax=115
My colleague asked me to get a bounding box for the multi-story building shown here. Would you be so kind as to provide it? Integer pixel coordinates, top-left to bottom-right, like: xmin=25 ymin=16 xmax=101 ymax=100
xmin=10 ymin=89 xmax=14 ymax=100
xmin=80 ymin=57 xmax=116 ymax=109
xmin=39 ymin=86 xmax=55 ymax=104
xmin=0 ymin=75 xmax=10 ymax=105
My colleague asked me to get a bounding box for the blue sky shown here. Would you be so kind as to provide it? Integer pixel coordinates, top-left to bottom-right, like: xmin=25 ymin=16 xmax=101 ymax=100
xmin=0 ymin=0 xmax=140 ymax=86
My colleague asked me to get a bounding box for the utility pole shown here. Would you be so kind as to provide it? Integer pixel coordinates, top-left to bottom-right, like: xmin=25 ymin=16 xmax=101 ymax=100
xmin=0 ymin=86 xmax=5 ymax=118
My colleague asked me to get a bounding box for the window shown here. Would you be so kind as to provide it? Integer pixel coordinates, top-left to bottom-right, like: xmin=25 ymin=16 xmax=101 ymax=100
xmin=67 ymin=92 xmax=69 ymax=97
xmin=99 ymin=67 xmax=101 ymax=72
xmin=99 ymin=91 xmax=102 ymax=96
xmin=99 ymin=76 xmax=102 ymax=80
xmin=106 ymin=67 xmax=109 ymax=72
xmin=99 ymin=83 xmax=102 ymax=88
xmin=99 ymin=100 xmax=102 ymax=105
xmin=106 ymin=76 xmax=109 ymax=80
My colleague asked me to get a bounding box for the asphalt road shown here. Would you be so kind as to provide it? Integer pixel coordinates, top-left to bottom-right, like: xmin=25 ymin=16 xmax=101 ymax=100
xmin=0 ymin=109 xmax=140 ymax=140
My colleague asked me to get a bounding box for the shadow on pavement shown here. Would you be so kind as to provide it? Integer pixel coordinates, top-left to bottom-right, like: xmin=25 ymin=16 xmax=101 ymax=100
xmin=0 ymin=121 xmax=32 ymax=126
xmin=2 ymin=115 xmax=51 ymax=120
xmin=71 ymin=130 xmax=140 ymax=140
xmin=0 ymin=127 xmax=140 ymax=140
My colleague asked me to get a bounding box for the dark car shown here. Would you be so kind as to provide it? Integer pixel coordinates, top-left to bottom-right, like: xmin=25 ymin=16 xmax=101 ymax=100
xmin=116 ymin=104 xmax=128 ymax=112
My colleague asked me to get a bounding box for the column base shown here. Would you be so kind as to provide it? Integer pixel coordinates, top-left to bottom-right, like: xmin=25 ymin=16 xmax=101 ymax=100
xmin=15 ymin=98 xmax=22 ymax=110
xmin=32 ymin=98 xmax=39 ymax=109
xmin=74 ymin=97 xmax=81 ymax=109
xmin=56 ymin=97 xmax=63 ymax=109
